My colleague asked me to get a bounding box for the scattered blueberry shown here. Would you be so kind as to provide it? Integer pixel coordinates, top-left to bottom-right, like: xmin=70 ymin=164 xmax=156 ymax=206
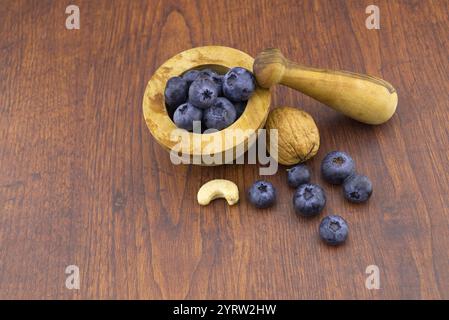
xmin=203 ymin=97 xmax=237 ymax=130
xmin=293 ymin=183 xmax=326 ymax=217
xmin=173 ymin=103 xmax=203 ymax=131
xmin=164 ymin=76 xmax=189 ymax=113
xmin=319 ymin=215 xmax=348 ymax=246
xmin=188 ymin=76 xmax=219 ymax=109
xmin=321 ymin=151 xmax=355 ymax=185
xmin=343 ymin=174 xmax=373 ymax=203
xmin=287 ymin=164 xmax=311 ymax=188
xmin=182 ymin=70 xmax=200 ymax=84
xmin=234 ymin=101 xmax=247 ymax=118
xmin=223 ymin=67 xmax=256 ymax=102
xmin=248 ymin=180 xmax=276 ymax=209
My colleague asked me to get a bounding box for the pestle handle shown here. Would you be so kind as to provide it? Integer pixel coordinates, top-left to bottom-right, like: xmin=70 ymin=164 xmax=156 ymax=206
xmin=253 ymin=48 xmax=398 ymax=125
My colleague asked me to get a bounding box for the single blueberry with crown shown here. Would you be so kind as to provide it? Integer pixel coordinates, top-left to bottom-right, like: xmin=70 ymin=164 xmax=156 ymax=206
xmin=343 ymin=174 xmax=373 ymax=203
xmin=319 ymin=215 xmax=349 ymax=246
xmin=173 ymin=103 xmax=203 ymax=131
xmin=248 ymin=180 xmax=276 ymax=209
xmin=223 ymin=67 xmax=256 ymax=102
xmin=203 ymin=97 xmax=237 ymax=130
xmin=188 ymin=76 xmax=219 ymax=109
xmin=182 ymin=70 xmax=200 ymax=84
xmin=321 ymin=151 xmax=355 ymax=185
xmin=293 ymin=183 xmax=326 ymax=216
xmin=287 ymin=164 xmax=311 ymax=188
xmin=198 ymin=69 xmax=223 ymax=96
xmin=164 ymin=76 xmax=189 ymax=115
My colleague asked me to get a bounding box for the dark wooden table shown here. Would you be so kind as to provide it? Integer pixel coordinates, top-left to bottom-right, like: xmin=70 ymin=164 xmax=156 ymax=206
xmin=1 ymin=0 xmax=448 ymax=300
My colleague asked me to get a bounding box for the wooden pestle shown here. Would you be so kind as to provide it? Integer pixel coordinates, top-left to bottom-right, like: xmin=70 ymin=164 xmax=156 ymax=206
xmin=253 ymin=48 xmax=398 ymax=124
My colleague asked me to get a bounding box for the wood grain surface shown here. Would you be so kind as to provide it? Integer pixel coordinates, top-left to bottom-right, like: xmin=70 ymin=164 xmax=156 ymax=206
xmin=0 ymin=0 xmax=448 ymax=300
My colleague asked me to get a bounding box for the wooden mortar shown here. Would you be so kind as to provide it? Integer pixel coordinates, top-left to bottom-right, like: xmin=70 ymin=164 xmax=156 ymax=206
xmin=143 ymin=46 xmax=270 ymax=165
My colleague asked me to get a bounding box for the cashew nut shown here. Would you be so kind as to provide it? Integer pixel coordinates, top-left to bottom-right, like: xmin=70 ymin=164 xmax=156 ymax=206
xmin=197 ymin=179 xmax=239 ymax=206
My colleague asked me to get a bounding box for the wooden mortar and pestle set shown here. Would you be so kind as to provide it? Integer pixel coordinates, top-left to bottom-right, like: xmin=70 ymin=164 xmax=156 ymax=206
xmin=143 ymin=46 xmax=397 ymax=165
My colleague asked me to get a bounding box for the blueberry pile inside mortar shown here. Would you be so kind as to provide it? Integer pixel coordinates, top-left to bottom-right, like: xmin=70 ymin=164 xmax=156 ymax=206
xmin=164 ymin=67 xmax=256 ymax=133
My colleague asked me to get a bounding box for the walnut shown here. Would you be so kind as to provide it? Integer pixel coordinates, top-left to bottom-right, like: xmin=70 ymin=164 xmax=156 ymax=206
xmin=265 ymin=107 xmax=320 ymax=165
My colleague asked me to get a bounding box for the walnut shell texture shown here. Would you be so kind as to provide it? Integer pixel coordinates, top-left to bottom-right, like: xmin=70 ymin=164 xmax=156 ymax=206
xmin=265 ymin=107 xmax=320 ymax=165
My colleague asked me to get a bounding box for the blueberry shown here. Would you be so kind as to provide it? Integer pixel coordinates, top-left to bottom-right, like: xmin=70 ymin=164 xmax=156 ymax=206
xmin=234 ymin=101 xmax=247 ymax=118
xmin=164 ymin=76 xmax=189 ymax=114
xmin=321 ymin=151 xmax=355 ymax=185
xmin=173 ymin=103 xmax=203 ymax=131
xmin=319 ymin=215 xmax=348 ymax=246
xmin=188 ymin=76 xmax=219 ymax=109
xmin=211 ymin=74 xmax=223 ymax=96
xmin=198 ymin=69 xmax=223 ymax=96
xmin=223 ymin=67 xmax=256 ymax=102
xmin=248 ymin=180 xmax=276 ymax=209
xmin=203 ymin=97 xmax=237 ymax=130
xmin=199 ymin=68 xmax=217 ymax=78
xmin=293 ymin=183 xmax=326 ymax=217
xmin=343 ymin=174 xmax=373 ymax=203
xmin=182 ymin=70 xmax=200 ymax=84
xmin=287 ymin=164 xmax=311 ymax=188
